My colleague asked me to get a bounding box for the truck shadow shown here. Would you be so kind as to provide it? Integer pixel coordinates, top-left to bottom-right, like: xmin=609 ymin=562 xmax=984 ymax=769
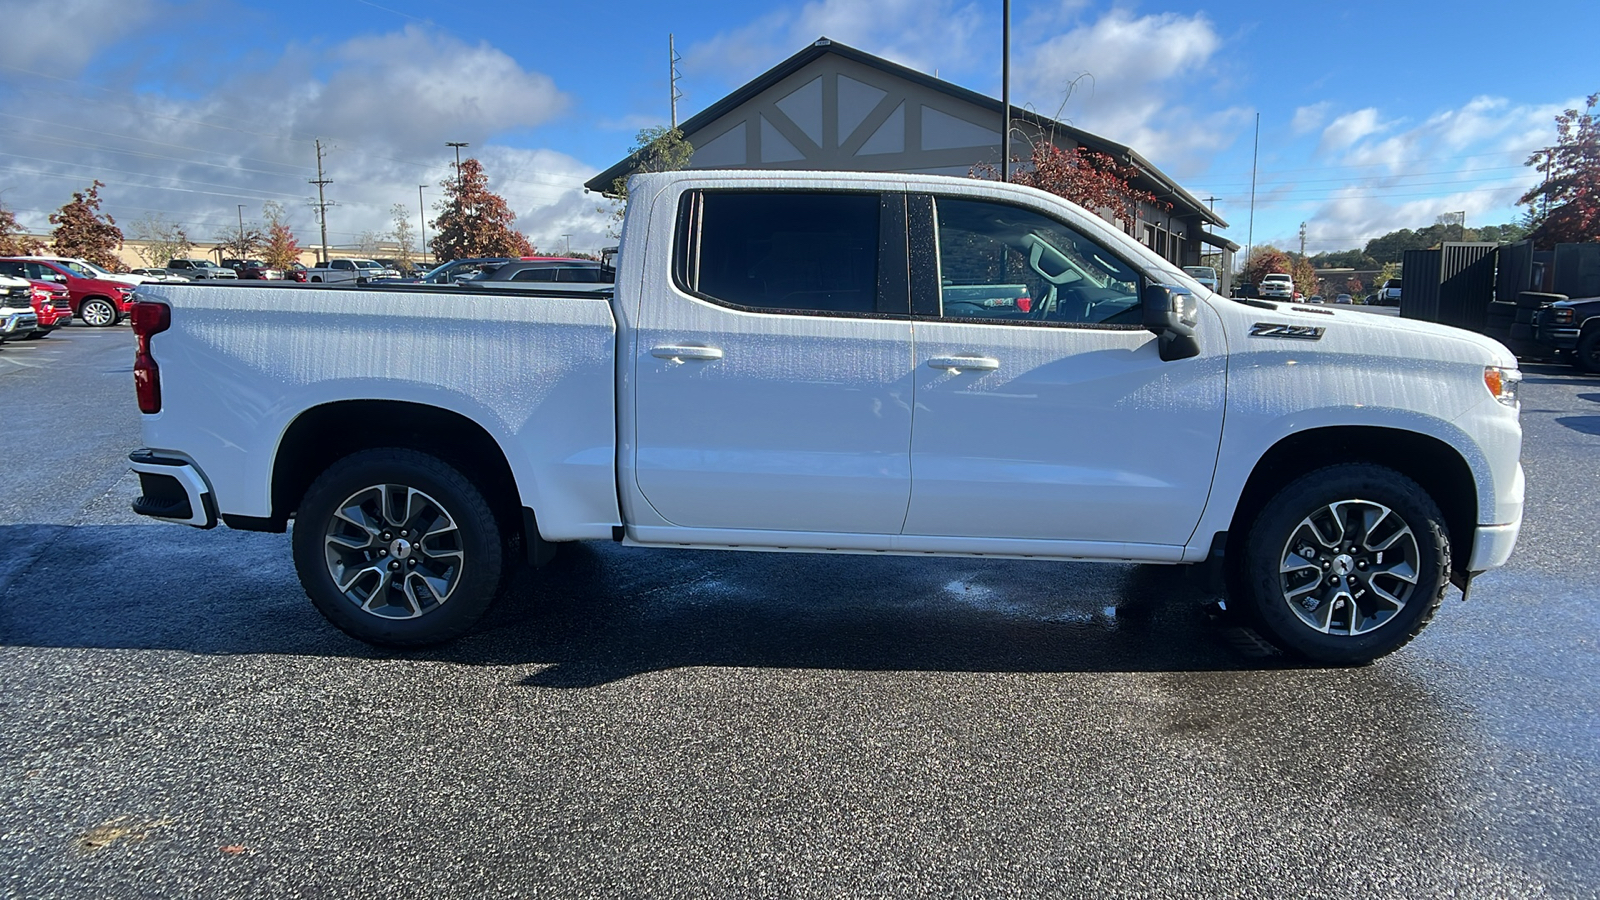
xmin=0 ymin=525 xmax=1281 ymax=683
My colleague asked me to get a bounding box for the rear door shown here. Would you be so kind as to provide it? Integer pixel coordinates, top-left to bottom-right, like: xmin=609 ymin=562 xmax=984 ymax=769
xmin=631 ymin=189 xmax=916 ymax=534
xmin=903 ymin=193 xmax=1226 ymax=547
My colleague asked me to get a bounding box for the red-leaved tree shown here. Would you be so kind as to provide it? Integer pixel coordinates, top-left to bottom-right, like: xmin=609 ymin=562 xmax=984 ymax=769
xmin=978 ymin=142 xmax=1168 ymax=225
xmin=1520 ymin=92 xmax=1599 ymax=249
xmin=0 ymin=203 xmax=46 ymax=256
xmin=430 ymin=158 xmax=535 ymax=262
xmin=50 ymin=180 xmax=125 ymax=271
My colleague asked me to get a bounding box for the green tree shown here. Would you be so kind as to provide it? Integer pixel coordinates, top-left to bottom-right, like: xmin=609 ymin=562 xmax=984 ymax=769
xmin=49 ymin=180 xmax=125 ymax=271
xmin=1520 ymin=92 xmax=1599 ymax=248
xmin=431 ymin=157 xmax=535 ymax=262
xmin=606 ymin=127 xmax=694 ymax=232
xmin=260 ymin=201 xmax=302 ymax=270
xmin=0 ymin=203 xmax=45 ymax=256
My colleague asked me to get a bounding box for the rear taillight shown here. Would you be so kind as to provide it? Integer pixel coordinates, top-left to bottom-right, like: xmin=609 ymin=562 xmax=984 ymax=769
xmin=131 ymin=300 xmax=171 ymax=414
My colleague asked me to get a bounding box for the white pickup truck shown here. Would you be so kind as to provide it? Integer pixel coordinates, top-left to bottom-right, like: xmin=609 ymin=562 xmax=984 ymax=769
xmin=126 ymin=171 xmax=1524 ymax=664
xmin=302 ymin=258 xmax=401 ymax=284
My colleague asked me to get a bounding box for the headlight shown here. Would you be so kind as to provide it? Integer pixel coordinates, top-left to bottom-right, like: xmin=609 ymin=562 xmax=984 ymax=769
xmin=1549 ymin=308 xmax=1574 ymax=325
xmin=1484 ymin=366 xmax=1521 ymax=407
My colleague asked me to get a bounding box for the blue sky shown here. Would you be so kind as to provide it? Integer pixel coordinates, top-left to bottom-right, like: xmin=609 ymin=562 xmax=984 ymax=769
xmin=2 ymin=0 xmax=1592 ymax=259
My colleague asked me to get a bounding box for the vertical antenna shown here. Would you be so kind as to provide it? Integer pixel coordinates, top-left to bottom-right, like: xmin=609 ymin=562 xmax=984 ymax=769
xmin=1000 ymin=0 xmax=1011 ymax=182
xmin=309 ymin=138 xmax=333 ymax=265
xmin=670 ymin=34 xmax=683 ymax=130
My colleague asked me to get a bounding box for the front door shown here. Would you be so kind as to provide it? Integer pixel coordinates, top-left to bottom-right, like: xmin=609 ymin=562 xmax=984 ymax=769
xmin=632 ymin=189 xmax=916 ymax=534
xmin=903 ymin=195 xmax=1226 ymax=547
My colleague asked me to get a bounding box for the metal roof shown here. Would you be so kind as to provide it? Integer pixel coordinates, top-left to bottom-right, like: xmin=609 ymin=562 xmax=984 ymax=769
xmin=585 ymin=37 xmax=1228 ymax=229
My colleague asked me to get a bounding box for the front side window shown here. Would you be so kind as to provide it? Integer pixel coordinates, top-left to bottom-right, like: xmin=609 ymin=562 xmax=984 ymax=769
xmin=677 ymin=190 xmax=884 ymax=316
xmin=933 ymin=197 xmax=1143 ymax=326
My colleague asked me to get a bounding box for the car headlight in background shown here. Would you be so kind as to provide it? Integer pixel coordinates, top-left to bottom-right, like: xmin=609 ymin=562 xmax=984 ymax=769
xmin=1484 ymin=366 xmax=1521 ymax=407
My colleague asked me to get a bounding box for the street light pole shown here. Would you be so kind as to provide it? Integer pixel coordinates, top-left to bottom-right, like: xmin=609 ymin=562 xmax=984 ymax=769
xmin=1001 ymin=0 xmax=1010 ymax=183
xmin=562 ymin=234 xmax=572 ymax=256
xmin=418 ymin=185 xmax=428 ymax=265
xmin=446 ymin=142 xmax=468 ymax=186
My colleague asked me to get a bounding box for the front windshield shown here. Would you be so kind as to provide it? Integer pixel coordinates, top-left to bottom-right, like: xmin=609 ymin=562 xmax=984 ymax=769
xmin=355 ymin=260 xmax=381 ymax=270
xmin=74 ymin=259 xmax=114 ymax=277
xmin=195 ymin=260 xmax=220 ymax=268
xmin=59 ymin=261 xmax=97 ymax=278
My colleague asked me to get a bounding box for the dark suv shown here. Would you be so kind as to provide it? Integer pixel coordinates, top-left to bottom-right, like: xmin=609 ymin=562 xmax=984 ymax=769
xmin=461 ymin=259 xmax=612 ymax=291
xmin=1534 ymin=295 xmax=1600 ymax=372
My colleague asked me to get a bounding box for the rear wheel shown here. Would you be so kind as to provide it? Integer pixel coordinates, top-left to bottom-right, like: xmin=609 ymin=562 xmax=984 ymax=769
xmin=1237 ymin=464 xmax=1449 ymax=665
xmin=80 ymin=298 xmax=117 ymax=327
xmin=292 ymin=448 xmax=504 ymax=647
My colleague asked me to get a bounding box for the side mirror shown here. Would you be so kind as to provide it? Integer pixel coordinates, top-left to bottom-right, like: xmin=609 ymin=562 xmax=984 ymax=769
xmin=1141 ymin=283 xmax=1201 ymax=361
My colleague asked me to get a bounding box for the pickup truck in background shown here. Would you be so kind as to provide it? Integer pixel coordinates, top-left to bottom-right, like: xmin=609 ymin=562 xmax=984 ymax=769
xmin=163 ymin=259 xmax=239 ymax=281
xmin=1534 ymin=294 xmax=1600 ymax=372
xmin=1258 ymin=273 xmax=1294 ymax=300
xmin=126 ymin=170 xmax=1525 ymax=666
xmin=302 ymin=258 xmax=400 ymax=284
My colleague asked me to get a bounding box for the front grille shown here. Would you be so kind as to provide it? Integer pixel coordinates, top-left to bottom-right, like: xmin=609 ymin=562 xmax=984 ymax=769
xmin=52 ymin=297 xmax=71 ymax=310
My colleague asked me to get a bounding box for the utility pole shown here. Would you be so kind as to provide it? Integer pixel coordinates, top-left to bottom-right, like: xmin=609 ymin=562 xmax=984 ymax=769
xmin=562 ymin=234 xmax=572 ymax=256
xmin=237 ymin=204 xmax=246 ymax=254
xmin=1000 ymin=0 xmax=1011 ymax=182
xmin=1299 ymin=221 xmax=1307 ymax=258
xmin=1456 ymin=210 xmax=1467 ymax=242
xmin=1247 ymin=113 xmax=1259 ymax=266
xmin=308 ymin=138 xmax=334 ymax=265
xmin=418 ymin=186 xmax=428 ymax=265
xmin=446 ymin=142 xmax=468 ymax=187
xmin=669 ymin=34 xmax=683 ymax=130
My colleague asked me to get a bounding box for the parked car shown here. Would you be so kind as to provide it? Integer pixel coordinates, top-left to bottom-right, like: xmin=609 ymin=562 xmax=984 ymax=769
xmin=1335 ymin=294 xmax=1354 ymax=304
xmin=1258 ymin=273 xmax=1294 ymax=300
xmin=222 ymin=259 xmax=283 ymax=280
xmin=0 ymin=274 xmax=39 ymax=342
xmin=0 ymin=257 xmax=135 ymax=326
xmin=128 ymin=169 xmax=1525 ymax=666
xmin=1377 ymin=279 xmax=1402 ymax=306
xmin=1306 ymin=295 xmax=1324 ymax=304
xmin=400 ymin=258 xmax=512 ymax=285
xmin=23 ymin=277 xmax=73 ymax=337
xmin=284 ymin=262 xmax=309 ymax=283
xmin=301 ymin=259 xmax=401 ymax=284
xmin=1534 ymin=294 xmax=1600 ymax=373
xmin=458 ymin=259 xmax=613 ymax=291
xmin=130 ymin=268 xmax=190 ymax=283
xmin=1181 ymin=265 xmax=1219 ymax=294
xmin=18 ymin=255 xmax=147 ymax=288
xmin=163 ymin=259 xmax=239 ymax=281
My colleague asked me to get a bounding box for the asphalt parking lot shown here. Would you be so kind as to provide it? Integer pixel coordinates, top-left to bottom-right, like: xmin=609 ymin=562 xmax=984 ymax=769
xmin=2 ymin=325 xmax=1597 ymax=899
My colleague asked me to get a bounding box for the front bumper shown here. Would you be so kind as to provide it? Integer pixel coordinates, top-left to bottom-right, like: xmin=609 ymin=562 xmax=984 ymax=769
xmin=2 ymin=311 xmax=39 ymax=336
xmin=1468 ymin=521 xmax=1521 ymax=571
xmin=129 ymin=450 xmax=217 ymax=528
xmin=1535 ymin=323 xmax=1579 ymax=350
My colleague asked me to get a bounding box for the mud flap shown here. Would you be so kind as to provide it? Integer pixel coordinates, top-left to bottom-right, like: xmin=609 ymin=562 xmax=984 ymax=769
xmin=1450 ymin=569 xmax=1475 ymax=602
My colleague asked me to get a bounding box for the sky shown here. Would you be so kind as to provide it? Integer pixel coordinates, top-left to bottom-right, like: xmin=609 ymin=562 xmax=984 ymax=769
xmin=1 ymin=0 xmax=1592 ymax=262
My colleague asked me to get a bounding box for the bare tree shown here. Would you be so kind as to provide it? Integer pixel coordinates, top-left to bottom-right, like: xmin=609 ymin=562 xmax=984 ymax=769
xmin=130 ymin=213 xmax=193 ymax=266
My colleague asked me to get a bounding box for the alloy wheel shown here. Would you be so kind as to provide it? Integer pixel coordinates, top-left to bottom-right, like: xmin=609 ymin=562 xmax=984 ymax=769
xmin=322 ymin=483 xmax=465 ymax=619
xmin=1277 ymin=499 xmax=1419 ymax=636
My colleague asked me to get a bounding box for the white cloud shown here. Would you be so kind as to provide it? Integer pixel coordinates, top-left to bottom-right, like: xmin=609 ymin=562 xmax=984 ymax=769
xmin=0 ymin=0 xmax=161 ymax=75
xmin=1318 ymin=108 xmax=1389 ymax=154
xmin=0 ymin=26 xmax=616 ymax=254
xmin=686 ymin=0 xmax=986 ymax=85
xmin=1292 ymin=102 xmax=1330 ymax=135
xmin=1014 ymin=8 xmax=1249 ymax=176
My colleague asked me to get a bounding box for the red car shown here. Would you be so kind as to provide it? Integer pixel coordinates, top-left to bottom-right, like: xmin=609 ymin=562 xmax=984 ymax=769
xmin=0 ymin=258 xmax=135 ymax=327
xmin=24 ymin=278 xmax=73 ymax=337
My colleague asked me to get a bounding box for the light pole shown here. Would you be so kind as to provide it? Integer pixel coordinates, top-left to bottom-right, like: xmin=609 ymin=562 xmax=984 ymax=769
xmin=562 ymin=234 xmax=572 ymax=256
xmin=418 ymin=185 xmax=428 ymax=265
xmin=237 ymin=204 xmax=246 ymax=255
xmin=1001 ymin=0 xmax=1010 ymax=182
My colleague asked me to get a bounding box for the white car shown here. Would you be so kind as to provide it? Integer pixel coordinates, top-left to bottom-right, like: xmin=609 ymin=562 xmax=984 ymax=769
xmin=17 ymin=254 xmax=147 ymax=287
xmin=1259 ymin=273 xmax=1294 ymax=300
xmin=127 ymin=170 xmax=1523 ymax=666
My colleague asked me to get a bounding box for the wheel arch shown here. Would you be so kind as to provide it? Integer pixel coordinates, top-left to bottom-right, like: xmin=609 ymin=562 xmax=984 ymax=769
xmin=1224 ymin=426 xmax=1478 ymax=576
xmin=266 ymin=400 xmax=528 ymax=547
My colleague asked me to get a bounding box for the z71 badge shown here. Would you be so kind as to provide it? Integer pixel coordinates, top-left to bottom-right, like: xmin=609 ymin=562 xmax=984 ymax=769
xmin=1250 ymin=322 xmax=1325 ymax=340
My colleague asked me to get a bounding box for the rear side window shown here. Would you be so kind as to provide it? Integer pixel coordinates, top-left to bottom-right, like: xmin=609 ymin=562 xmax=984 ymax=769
xmin=511 ymin=267 xmax=557 ymax=282
xmin=676 ymin=191 xmax=883 ymax=316
xmin=560 ymin=267 xmax=602 ymax=283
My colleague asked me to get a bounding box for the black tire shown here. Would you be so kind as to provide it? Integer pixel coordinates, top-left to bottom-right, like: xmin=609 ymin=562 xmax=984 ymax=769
xmin=79 ymin=297 xmax=118 ymax=327
xmin=1236 ymin=464 xmax=1449 ymax=665
xmin=292 ymin=448 xmax=504 ymax=647
xmin=1575 ymin=329 xmax=1600 ymax=374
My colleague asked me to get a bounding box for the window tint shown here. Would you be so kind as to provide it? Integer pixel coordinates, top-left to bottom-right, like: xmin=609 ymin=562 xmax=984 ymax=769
xmin=560 ymin=267 xmax=602 ymax=283
xmin=682 ymin=191 xmax=881 ymax=315
xmin=934 ymin=198 xmax=1142 ymax=326
xmin=511 ymin=267 xmax=557 ymax=282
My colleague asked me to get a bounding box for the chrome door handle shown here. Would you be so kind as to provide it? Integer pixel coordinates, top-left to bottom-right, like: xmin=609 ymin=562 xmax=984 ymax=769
xmin=926 ymin=355 xmax=1000 ymax=371
xmin=651 ymin=345 xmax=724 ymax=361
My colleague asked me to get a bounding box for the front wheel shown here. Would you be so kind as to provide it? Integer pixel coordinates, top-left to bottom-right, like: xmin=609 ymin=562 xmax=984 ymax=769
xmin=292 ymin=448 xmax=504 ymax=647
xmin=1574 ymin=330 xmax=1600 ymax=374
xmin=1237 ymin=464 xmax=1449 ymax=665
xmin=80 ymin=298 xmax=117 ymax=327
